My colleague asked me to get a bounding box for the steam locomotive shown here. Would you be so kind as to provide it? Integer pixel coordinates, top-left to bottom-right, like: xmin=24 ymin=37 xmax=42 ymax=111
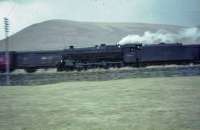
xmin=0 ymin=43 xmax=200 ymax=73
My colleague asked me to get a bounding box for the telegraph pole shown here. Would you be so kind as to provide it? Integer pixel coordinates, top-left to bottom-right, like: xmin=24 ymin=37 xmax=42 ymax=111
xmin=4 ymin=17 xmax=10 ymax=85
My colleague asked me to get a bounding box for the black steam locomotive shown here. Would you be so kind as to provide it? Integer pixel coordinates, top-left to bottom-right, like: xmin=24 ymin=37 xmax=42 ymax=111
xmin=57 ymin=43 xmax=200 ymax=71
xmin=0 ymin=43 xmax=200 ymax=73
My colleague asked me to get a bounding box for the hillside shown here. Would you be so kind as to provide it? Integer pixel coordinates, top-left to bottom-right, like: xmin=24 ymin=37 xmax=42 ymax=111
xmin=0 ymin=20 xmax=184 ymax=51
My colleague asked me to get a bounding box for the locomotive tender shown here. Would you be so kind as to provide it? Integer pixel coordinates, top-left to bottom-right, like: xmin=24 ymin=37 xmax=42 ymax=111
xmin=0 ymin=43 xmax=200 ymax=73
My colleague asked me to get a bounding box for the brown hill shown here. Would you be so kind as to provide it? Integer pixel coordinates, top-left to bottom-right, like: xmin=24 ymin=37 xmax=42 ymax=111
xmin=0 ymin=20 xmax=184 ymax=51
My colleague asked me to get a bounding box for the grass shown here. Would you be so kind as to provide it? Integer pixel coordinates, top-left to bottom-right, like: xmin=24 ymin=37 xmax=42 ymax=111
xmin=0 ymin=76 xmax=200 ymax=130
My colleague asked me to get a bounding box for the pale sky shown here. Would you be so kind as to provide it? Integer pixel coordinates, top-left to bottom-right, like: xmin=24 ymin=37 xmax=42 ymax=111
xmin=0 ymin=0 xmax=200 ymax=39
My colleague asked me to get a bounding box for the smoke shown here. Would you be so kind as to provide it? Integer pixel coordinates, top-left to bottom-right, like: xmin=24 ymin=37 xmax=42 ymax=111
xmin=118 ymin=27 xmax=200 ymax=45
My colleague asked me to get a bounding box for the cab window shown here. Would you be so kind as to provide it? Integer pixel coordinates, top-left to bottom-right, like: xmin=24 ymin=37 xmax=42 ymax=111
xmin=130 ymin=47 xmax=134 ymax=52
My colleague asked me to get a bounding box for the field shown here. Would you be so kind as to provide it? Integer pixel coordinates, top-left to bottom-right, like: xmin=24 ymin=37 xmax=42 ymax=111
xmin=0 ymin=76 xmax=200 ymax=130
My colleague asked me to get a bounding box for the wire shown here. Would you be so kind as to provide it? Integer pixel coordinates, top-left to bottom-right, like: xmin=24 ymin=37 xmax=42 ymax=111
xmin=6 ymin=0 xmax=17 ymax=17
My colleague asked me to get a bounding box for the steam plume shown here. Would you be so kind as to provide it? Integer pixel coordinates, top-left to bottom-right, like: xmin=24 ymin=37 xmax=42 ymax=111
xmin=118 ymin=27 xmax=200 ymax=45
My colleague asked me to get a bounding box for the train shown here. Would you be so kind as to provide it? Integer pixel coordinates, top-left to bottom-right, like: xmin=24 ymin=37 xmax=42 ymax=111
xmin=0 ymin=43 xmax=200 ymax=73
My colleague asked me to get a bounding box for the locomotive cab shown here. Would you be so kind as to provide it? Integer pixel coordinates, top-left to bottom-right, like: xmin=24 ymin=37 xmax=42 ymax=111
xmin=122 ymin=43 xmax=142 ymax=67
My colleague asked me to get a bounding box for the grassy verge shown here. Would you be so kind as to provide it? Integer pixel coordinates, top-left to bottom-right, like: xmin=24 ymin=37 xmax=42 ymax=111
xmin=1 ymin=65 xmax=200 ymax=86
xmin=0 ymin=76 xmax=200 ymax=130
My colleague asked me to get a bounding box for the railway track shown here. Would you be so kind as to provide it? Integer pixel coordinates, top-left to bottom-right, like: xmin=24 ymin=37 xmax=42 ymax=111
xmin=0 ymin=65 xmax=200 ymax=86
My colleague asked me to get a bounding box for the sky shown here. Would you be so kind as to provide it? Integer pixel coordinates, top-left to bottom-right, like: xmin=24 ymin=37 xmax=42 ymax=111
xmin=0 ymin=0 xmax=200 ymax=40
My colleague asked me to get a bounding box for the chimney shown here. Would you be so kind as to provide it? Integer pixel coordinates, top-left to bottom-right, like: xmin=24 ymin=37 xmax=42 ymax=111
xmin=69 ymin=45 xmax=74 ymax=49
